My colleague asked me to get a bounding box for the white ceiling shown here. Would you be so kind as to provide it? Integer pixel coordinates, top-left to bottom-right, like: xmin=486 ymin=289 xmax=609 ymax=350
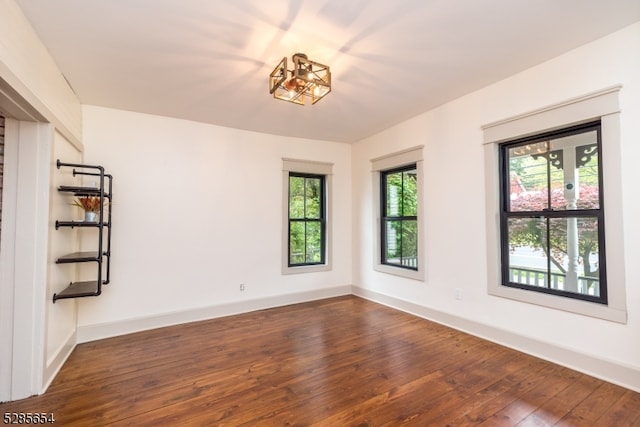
xmin=15 ymin=0 xmax=640 ymax=143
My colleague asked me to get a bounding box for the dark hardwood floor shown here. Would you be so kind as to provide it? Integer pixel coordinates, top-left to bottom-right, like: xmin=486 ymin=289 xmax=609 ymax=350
xmin=2 ymin=296 xmax=639 ymax=426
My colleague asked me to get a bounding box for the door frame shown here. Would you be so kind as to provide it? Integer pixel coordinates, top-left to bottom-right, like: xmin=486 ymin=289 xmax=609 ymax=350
xmin=0 ymin=91 xmax=52 ymax=402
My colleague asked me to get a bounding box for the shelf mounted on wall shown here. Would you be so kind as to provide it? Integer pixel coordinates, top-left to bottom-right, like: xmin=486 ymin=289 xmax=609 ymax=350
xmin=53 ymin=159 xmax=113 ymax=302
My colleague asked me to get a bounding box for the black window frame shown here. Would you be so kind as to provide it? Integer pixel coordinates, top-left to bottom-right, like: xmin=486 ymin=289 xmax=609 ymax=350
xmin=287 ymin=172 xmax=326 ymax=267
xmin=380 ymin=164 xmax=418 ymax=271
xmin=499 ymin=121 xmax=607 ymax=304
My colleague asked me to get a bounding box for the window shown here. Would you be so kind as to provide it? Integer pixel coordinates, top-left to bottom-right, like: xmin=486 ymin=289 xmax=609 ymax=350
xmin=288 ymin=173 xmax=325 ymax=266
xmin=282 ymin=158 xmax=333 ymax=274
xmin=483 ymin=86 xmax=627 ymax=323
xmin=381 ymin=165 xmax=418 ymax=270
xmin=371 ymin=146 xmax=424 ymax=281
xmin=500 ymin=122 xmax=606 ymax=304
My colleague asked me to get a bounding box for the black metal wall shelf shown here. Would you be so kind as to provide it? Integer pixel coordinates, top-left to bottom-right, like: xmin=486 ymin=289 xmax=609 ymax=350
xmin=53 ymin=160 xmax=113 ymax=302
xmin=54 ymin=281 xmax=103 ymax=299
xmin=59 ymin=185 xmax=102 ymax=195
xmin=55 ymin=220 xmax=111 ymax=229
xmin=56 ymin=251 xmax=103 ymax=263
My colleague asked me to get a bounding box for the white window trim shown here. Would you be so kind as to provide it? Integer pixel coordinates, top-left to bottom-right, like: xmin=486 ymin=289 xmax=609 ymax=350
xmin=482 ymin=85 xmax=627 ymax=323
xmin=371 ymin=146 xmax=425 ymax=281
xmin=281 ymin=158 xmax=333 ymax=274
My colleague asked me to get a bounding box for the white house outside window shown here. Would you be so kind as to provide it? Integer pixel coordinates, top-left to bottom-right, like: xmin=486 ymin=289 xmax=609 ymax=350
xmin=499 ymin=121 xmax=606 ymax=304
xmin=483 ymin=86 xmax=627 ymax=323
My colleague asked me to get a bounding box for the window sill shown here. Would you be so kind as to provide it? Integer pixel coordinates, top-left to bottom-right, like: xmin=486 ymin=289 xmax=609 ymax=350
xmin=282 ymin=264 xmax=331 ymax=275
xmin=488 ymin=282 xmax=626 ymax=323
xmin=374 ymin=263 xmax=424 ymax=281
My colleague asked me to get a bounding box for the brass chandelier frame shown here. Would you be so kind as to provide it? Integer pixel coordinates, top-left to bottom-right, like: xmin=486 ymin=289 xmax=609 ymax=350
xmin=269 ymin=53 xmax=331 ymax=105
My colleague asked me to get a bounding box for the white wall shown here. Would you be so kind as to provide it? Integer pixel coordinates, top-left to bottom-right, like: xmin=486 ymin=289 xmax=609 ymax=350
xmin=352 ymin=22 xmax=640 ymax=391
xmin=44 ymin=131 xmax=81 ymax=385
xmin=0 ymin=0 xmax=82 ymax=145
xmin=77 ymin=106 xmax=352 ymax=339
xmin=0 ymin=0 xmax=83 ymax=400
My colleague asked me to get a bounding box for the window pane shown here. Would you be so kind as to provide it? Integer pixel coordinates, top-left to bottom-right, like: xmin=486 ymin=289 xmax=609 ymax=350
xmin=401 ymin=220 xmax=418 ymax=268
xmin=385 ymin=172 xmax=403 ymax=217
xmin=402 ymin=169 xmax=418 ymax=216
xmin=549 ymin=217 xmax=601 ymax=296
xmin=289 ymin=222 xmax=305 ymax=264
xmin=289 ymin=176 xmax=305 ymax=219
xmin=383 ymin=219 xmax=418 ymax=268
xmin=305 ymin=177 xmax=321 ymax=219
xmin=384 ymin=220 xmax=401 ymax=265
xmin=575 ymin=142 xmax=600 ymax=210
xmin=508 ymin=141 xmax=550 ymax=212
xmin=306 ymin=221 xmax=322 ymax=263
xmin=507 ymin=217 xmax=550 ymax=288
xmin=578 ymin=217 xmax=601 ymax=296
xmin=385 ymin=169 xmax=417 ymax=217
xmin=508 ymin=131 xmax=600 ymax=213
xmin=549 ymin=131 xmax=600 ymax=211
xmin=507 ymin=216 xmax=601 ymax=297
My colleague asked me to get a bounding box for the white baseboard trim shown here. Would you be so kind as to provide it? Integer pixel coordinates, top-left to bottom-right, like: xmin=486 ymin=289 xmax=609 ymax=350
xmin=77 ymin=285 xmax=352 ymax=344
xmin=42 ymin=329 xmax=76 ymax=394
xmin=352 ymin=286 xmax=640 ymax=393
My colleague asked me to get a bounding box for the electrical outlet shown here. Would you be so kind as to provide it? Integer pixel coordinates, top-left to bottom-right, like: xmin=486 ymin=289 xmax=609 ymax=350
xmin=240 ymin=283 xmax=246 ymax=292
xmin=455 ymin=288 xmax=463 ymax=300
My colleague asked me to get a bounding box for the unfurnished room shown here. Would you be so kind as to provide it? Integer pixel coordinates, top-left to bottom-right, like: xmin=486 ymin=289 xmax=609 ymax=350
xmin=1 ymin=0 xmax=640 ymax=425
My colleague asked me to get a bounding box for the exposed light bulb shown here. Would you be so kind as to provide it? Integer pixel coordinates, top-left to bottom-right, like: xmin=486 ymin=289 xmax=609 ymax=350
xmin=270 ymin=53 xmax=330 ymax=105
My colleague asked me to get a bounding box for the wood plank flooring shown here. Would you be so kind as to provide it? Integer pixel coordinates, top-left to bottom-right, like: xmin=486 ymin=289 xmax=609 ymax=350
xmin=2 ymin=296 xmax=639 ymax=426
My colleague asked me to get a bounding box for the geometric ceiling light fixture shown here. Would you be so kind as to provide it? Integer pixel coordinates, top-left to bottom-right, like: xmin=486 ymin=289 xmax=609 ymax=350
xmin=269 ymin=53 xmax=331 ymax=105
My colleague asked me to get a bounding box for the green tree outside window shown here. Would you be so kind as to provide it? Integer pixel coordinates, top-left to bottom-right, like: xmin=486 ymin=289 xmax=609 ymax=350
xmin=289 ymin=173 xmax=325 ymax=266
